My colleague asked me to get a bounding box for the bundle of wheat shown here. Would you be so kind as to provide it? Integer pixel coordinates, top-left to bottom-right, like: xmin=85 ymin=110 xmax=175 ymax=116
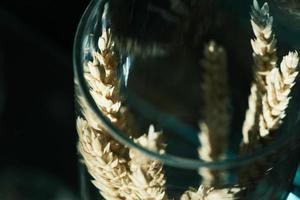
xmin=239 ymin=0 xmax=299 ymax=190
xmin=76 ymin=1 xmax=299 ymax=199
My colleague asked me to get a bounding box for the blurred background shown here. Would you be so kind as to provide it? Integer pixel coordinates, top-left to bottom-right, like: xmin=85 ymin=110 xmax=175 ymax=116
xmin=0 ymin=0 xmax=89 ymax=199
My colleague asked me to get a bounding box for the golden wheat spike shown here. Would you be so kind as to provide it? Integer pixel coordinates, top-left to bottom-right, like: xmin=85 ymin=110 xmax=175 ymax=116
xmin=77 ymin=29 xmax=167 ymax=200
xmin=198 ymin=41 xmax=230 ymax=186
xmin=259 ymin=51 xmax=299 ymax=137
xmin=242 ymin=0 xmax=278 ymax=144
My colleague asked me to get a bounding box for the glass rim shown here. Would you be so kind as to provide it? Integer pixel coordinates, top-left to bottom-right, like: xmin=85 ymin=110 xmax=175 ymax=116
xmin=73 ymin=0 xmax=299 ymax=170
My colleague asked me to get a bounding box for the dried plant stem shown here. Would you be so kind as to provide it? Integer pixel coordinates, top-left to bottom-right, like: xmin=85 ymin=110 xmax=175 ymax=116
xmin=77 ymin=29 xmax=167 ymax=200
xmin=198 ymin=41 xmax=230 ymax=186
xmin=242 ymin=0 xmax=277 ymax=145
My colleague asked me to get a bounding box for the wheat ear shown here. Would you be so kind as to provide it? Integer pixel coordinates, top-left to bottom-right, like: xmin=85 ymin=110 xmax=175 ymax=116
xmin=239 ymin=0 xmax=277 ymax=182
xmin=77 ymin=118 xmax=168 ymax=200
xmin=180 ymin=41 xmax=247 ymax=200
xmin=259 ymin=52 xmax=299 ymax=136
xmin=77 ymin=29 xmax=167 ymax=199
xmin=180 ymin=185 xmax=242 ymax=200
xmin=76 ymin=118 xmax=132 ymax=200
xmin=84 ymin=29 xmax=129 ymax=131
xmin=242 ymin=0 xmax=278 ymax=144
xmin=238 ymin=52 xmax=299 ymax=190
xmin=197 ymin=41 xmax=230 ymax=186
xmin=128 ymin=125 xmax=167 ymax=200
xmin=77 ymin=29 xmax=132 ymax=199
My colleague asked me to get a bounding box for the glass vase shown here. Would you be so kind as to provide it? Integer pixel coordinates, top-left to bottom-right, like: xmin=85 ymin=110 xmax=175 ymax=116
xmin=73 ymin=0 xmax=300 ymax=199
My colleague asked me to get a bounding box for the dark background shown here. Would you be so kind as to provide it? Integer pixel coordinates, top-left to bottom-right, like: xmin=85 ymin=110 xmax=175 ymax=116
xmin=0 ymin=0 xmax=90 ymax=199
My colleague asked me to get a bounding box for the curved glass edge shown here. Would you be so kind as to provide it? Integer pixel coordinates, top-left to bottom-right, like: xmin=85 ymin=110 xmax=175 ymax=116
xmin=73 ymin=0 xmax=300 ymax=170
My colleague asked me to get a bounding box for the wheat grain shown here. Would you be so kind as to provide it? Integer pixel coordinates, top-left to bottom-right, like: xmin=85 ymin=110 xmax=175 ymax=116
xmin=242 ymin=0 xmax=278 ymax=144
xmin=198 ymin=41 xmax=230 ymax=186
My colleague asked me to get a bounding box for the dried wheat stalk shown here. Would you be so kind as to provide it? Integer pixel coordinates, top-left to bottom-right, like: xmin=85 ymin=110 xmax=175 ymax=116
xmin=77 ymin=29 xmax=167 ymax=200
xmin=77 ymin=29 xmax=132 ymax=199
xmin=179 ymin=41 xmax=234 ymax=200
xmin=77 ymin=117 xmax=168 ymax=200
xmin=75 ymin=2 xmax=299 ymax=199
xmin=238 ymin=51 xmax=299 ymax=192
xmin=80 ymin=29 xmax=130 ymax=157
xmin=77 ymin=117 xmax=132 ymax=199
xmin=84 ymin=29 xmax=127 ymax=130
xmin=259 ymin=51 xmax=299 ymax=137
xmin=239 ymin=0 xmax=299 ymax=187
xmin=239 ymin=0 xmax=277 ymax=182
xmin=242 ymin=0 xmax=278 ymax=144
xmin=183 ymin=1 xmax=298 ymax=199
xmin=128 ymin=125 xmax=167 ymax=200
xmin=198 ymin=41 xmax=230 ymax=186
